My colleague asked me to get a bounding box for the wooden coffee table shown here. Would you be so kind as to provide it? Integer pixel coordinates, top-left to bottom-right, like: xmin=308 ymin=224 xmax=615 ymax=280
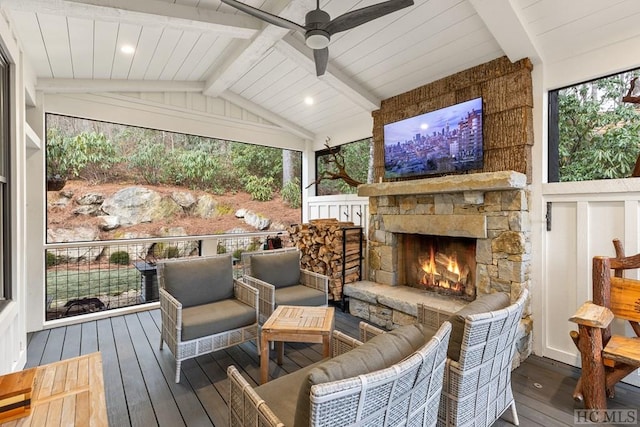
xmin=260 ymin=305 xmax=335 ymax=384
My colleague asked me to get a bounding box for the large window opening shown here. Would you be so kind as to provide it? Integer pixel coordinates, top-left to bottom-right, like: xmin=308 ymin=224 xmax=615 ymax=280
xmin=44 ymin=114 xmax=302 ymax=319
xmin=548 ymin=68 xmax=640 ymax=182
xmin=315 ymin=137 xmax=372 ymax=195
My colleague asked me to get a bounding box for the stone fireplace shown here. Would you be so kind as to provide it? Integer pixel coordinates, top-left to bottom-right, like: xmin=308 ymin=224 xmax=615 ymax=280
xmin=345 ymin=170 xmax=532 ymax=366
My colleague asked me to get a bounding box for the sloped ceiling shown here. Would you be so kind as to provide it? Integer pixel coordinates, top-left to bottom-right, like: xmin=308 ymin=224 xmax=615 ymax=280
xmin=3 ymin=0 xmax=640 ymax=142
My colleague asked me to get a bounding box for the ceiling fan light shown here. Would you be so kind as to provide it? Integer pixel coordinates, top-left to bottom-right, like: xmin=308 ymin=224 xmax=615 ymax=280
xmin=305 ymin=30 xmax=330 ymax=49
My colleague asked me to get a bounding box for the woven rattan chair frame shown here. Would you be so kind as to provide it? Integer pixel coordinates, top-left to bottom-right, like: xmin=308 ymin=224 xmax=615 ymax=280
xmin=241 ymin=248 xmax=329 ymax=324
xmin=419 ymin=289 xmax=528 ymax=427
xmin=157 ymin=255 xmax=259 ymax=383
xmin=228 ymin=321 xmax=451 ymax=427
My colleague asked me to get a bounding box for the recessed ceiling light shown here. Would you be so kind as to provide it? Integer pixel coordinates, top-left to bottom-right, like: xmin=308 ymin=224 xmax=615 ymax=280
xmin=120 ymin=45 xmax=135 ymax=55
xmin=304 ymin=97 xmax=314 ymax=106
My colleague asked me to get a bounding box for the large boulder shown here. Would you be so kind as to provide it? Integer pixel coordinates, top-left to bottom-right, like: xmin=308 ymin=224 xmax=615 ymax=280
xmin=243 ymin=210 xmax=271 ymax=230
xmin=101 ymin=187 xmax=181 ymax=226
xmin=171 ymin=191 xmax=196 ymax=210
xmin=46 ymin=227 xmax=102 ymax=262
xmin=193 ymin=194 xmax=220 ymax=218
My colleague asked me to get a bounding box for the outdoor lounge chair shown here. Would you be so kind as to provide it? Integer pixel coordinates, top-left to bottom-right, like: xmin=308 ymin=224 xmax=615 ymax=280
xmin=157 ymin=254 xmax=259 ymax=383
xmin=362 ymin=289 xmax=528 ymax=427
xmin=241 ymin=248 xmax=329 ymax=323
xmin=228 ymin=320 xmax=452 ymax=426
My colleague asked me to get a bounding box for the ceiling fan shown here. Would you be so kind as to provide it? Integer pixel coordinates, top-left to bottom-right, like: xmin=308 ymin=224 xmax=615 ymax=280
xmin=220 ymin=0 xmax=414 ymax=76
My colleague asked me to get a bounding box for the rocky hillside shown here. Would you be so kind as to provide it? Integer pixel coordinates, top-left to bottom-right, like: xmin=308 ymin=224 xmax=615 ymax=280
xmin=47 ymin=181 xmax=302 ymax=242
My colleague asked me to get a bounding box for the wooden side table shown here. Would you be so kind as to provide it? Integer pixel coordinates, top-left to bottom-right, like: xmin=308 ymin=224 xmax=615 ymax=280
xmin=260 ymin=305 xmax=335 ymax=384
xmin=0 ymin=352 xmax=108 ymax=427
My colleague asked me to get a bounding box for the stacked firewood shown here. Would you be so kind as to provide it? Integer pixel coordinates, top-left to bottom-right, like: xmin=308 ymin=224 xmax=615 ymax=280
xmin=287 ymin=219 xmax=363 ymax=301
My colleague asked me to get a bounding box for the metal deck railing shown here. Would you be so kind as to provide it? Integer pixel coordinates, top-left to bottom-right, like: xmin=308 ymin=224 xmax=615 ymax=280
xmin=45 ymin=231 xmax=289 ymax=320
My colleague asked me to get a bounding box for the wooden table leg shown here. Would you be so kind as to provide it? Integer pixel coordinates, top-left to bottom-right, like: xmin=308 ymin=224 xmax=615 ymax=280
xmin=322 ymin=335 xmax=331 ymax=358
xmin=260 ymin=334 xmax=270 ymax=384
xmin=578 ymin=324 xmax=607 ymax=421
xmin=276 ymin=341 xmax=284 ymax=365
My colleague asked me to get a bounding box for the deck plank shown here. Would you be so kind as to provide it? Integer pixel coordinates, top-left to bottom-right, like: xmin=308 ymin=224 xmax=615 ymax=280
xmin=96 ymin=317 xmax=129 ymax=427
xmin=111 ymin=315 xmax=157 ymax=427
xmin=23 ymin=307 xmax=640 ymax=427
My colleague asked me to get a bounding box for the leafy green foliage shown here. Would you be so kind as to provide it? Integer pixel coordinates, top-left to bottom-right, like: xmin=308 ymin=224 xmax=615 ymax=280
xmin=46 ymin=251 xmax=61 ymax=267
xmin=557 ymin=72 xmax=640 ymax=181
xmin=244 ymin=175 xmax=274 ymax=201
xmin=281 ymin=177 xmax=302 ymax=208
xmin=232 ymin=143 xmax=283 ymax=185
xmin=46 ymin=129 xmax=119 ymax=182
xmin=109 ymin=251 xmax=130 ymax=265
xmin=129 ymin=142 xmax=171 ymax=185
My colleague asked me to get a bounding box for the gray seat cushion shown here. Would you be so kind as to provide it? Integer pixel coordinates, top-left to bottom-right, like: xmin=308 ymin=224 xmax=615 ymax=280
xmin=275 ymin=285 xmax=326 ymax=308
xmin=162 ymin=255 xmax=234 ymax=308
xmin=447 ymin=291 xmax=510 ymax=361
xmin=254 ymin=359 xmax=326 ymax=427
xmin=293 ymin=323 xmax=430 ymax=427
xmin=180 ymin=298 xmax=256 ymax=341
xmin=251 ymin=251 xmax=301 ymax=288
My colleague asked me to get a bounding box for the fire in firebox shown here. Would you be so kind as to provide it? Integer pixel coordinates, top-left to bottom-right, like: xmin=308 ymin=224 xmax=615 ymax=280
xmin=418 ymin=246 xmax=470 ymax=295
xmin=402 ymin=234 xmax=476 ymax=301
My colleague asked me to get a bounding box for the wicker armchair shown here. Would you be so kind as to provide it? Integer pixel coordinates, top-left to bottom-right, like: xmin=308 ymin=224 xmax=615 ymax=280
xmin=157 ymin=254 xmax=259 ymax=383
xmin=363 ymin=289 xmax=528 ymax=427
xmin=241 ymin=248 xmax=328 ymax=323
xmin=228 ymin=320 xmax=452 ymax=427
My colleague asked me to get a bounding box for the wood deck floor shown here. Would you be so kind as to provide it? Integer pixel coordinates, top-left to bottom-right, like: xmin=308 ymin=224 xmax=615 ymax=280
xmin=25 ymin=308 xmax=640 ymax=427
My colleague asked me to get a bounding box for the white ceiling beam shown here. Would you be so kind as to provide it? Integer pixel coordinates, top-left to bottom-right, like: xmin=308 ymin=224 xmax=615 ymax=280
xmin=468 ymin=0 xmax=542 ymax=64
xmin=221 ymin=90 xmax=314 ymax=141
xmin=36 ymin=78 xmax=204 ymax=93
xmin=3 ymin=0 xmax=260 ymax=38
xmin=275 ymin=35 xmax=380 ymax=111
xmin=202 ymin=0 xmax=311 ymax=97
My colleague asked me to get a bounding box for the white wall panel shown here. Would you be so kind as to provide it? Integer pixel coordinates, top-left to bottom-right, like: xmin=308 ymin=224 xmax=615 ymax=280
xmin=542 ymin=181 xmax=640 ymax=386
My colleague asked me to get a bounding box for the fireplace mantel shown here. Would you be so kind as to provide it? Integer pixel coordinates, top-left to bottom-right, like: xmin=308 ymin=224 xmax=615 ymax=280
xmin=357 ymin=171 xmax=527 ymax=197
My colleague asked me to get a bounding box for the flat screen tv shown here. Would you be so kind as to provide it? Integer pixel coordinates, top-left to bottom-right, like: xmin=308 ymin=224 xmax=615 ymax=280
xmin=383 ymin=97 xmax=483 ymax=179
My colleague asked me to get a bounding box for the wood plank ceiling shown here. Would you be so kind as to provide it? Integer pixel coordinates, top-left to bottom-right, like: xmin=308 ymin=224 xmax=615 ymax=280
xmin=3 ymin=0 xmax=640 ymax=140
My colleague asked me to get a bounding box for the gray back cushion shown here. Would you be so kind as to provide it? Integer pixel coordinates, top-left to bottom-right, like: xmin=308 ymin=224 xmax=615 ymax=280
xmin=251 ymin=251 xmax=300 ymax=288
xmin=161 ymin=255 xmax=234 ymax=308
xmin=447 ymin=291 xmax=510 ymax=361
xmin=293 ymin=323 xmax=430 ymax=427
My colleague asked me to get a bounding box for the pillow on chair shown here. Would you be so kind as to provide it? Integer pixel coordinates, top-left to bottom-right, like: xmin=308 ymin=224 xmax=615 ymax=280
xmin=162 ymin=255 xmax=234 ymax=307
xmin=251 ymin=251 xmax=301 ymax=288
xmin=447 ymin=291 xmax=510 ymax=361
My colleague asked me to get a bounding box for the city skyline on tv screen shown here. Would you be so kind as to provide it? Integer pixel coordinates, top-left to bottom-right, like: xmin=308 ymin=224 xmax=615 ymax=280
xmin=383 ymin=97 xmax=483 ymax=179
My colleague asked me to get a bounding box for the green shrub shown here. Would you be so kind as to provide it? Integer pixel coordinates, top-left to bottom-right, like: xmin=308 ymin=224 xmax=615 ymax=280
xmin=244 ymin=175 xmax=274 ymax=201
xmin=217 ymin=243 xmax=227 ymax=254
xmin=46 ymin=251 xmax=60 ymax=267
xmin=128 ymin=142 xmax=170 ymax=185
xmin=233 ymin=249 xmax=244 ymax=260
xmin=281 ymin=178 xmax=301 ymax=208
xmin=109 ymin=251 xmax=130 ymax=265
xmin=166 ymin=246 xmax=180 ymax=258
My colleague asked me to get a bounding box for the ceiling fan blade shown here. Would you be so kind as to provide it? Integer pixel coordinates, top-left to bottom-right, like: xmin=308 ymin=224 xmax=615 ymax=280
xmin=325 ymin=0 xmax=414 ymax=35
xmin=220 ymin=0 xmax=305 ymax=33
xmin=314 ymin=47 xmax=329 ymax=77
